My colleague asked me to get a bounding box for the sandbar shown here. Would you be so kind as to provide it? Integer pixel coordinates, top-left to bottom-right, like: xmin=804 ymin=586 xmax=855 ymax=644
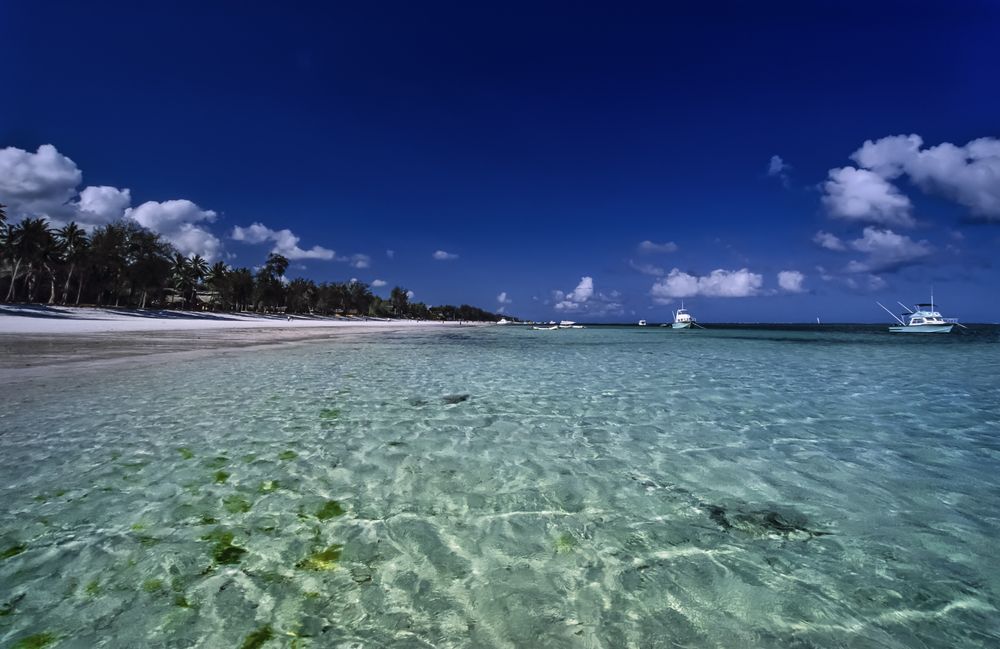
xmin=0 ymin=305 xmax=484 ymax=387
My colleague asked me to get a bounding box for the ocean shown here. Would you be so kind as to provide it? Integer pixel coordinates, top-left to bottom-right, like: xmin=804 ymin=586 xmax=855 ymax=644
xmin=2 ymin=324 xmax=999 ymax=648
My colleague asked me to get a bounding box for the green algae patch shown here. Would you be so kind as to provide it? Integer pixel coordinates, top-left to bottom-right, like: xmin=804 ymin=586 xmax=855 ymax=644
xmin=201 ymin=529 xmax=248 ymax=566
xmin=223 ymin=495 xmax=253 ymax=514
xmin=278 ymin=451 xmax=298 ymax=461
xmin=319 ymin=408 xmax=340 ymax=420
xmin=2 ymin=544 xmax=26 ymax=560
xmin=177 ymin=447 xmax=195 ymax=460
xmin=175 ymin=595 xmax=190 ymax=607
xmin=554 ymin=532 xmax=577 ymax=555
xmin=214 ymin=471 xmax=230 ymax=484
xmin=205 ymin=457 xmax=228 ymax=470
xmin=85 ymin=581 xmax=101 ymax=596
xmin=10 ymin=632 xmax=58 ymax=649
xmin=259 ymin=481 xmax=279 ymax=493
xmin=240 ymin=624 xmax=274 ymax=649
xmin=315 ymin=501 xmax=346 ymax=520
xmin=295 ymin=544 xmax=343 ymax=571
xmin=143 ymin=578 xmax=164 ymax=593
xmin=243 ymin=454 xmax=256 ymax=463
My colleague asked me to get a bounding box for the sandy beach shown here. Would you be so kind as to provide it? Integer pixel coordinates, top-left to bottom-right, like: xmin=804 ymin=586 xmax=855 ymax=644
xmin=0 ymin=304 xmax=481 ymax=387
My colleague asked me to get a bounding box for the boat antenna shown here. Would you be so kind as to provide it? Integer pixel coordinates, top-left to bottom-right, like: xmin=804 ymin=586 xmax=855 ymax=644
xmin=878 ymin=302 xmax=906 ymax=325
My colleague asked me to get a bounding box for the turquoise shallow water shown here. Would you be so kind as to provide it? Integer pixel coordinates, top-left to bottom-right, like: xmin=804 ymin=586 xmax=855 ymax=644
xmin=2 ymin=324 xmax=999 ymax=648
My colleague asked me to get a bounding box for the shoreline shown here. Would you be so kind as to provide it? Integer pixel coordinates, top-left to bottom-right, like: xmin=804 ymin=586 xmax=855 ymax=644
xmin=0 ymin=305 xmax=487 ymax=386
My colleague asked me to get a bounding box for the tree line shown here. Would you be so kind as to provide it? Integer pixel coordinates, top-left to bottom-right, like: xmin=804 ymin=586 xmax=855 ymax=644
xmin=0 ymin=209 xmax=513 ymax=321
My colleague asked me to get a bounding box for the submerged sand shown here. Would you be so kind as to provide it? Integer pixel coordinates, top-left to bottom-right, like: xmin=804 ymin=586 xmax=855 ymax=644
xmin=0 ymin=305 xmax=483 ymax=387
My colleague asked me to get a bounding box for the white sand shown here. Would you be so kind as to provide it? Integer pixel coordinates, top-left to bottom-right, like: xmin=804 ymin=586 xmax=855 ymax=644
xmin=0 ymin=305 xmax=487 ymax=387
xmin=0 ymin=304 xmax=470 ymax=335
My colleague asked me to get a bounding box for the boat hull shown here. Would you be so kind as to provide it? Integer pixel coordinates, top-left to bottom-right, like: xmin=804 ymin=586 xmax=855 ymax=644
xmin=672 ymin=322 xmax=693 ymax=329
xmin=889 ymin=324 xmax=953 ymax=333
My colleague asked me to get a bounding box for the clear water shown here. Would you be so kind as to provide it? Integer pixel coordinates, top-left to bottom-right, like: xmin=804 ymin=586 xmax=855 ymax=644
xmin=2 ymin=324 xmax=999 ymax=648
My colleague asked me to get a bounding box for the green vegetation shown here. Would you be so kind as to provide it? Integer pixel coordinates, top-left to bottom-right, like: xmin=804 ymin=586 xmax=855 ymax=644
xmin=240 ymin=625 xmax=274 ymax=649
xmin=201 ymin=529 xmax=248 ymax=565
xmin=2 ymin=544 xmax=26 ymax=560
xmin=142 ymin=578 xmax=164 ymax=593
xmin=9 ymin=633 xmax=58 ymax=649
xmin=554 ymin=532 xmax=577 ymax=554
xmin=0 ymin=218 xmax=513 ymax=319
xmin=214 ymin=471 xmax=230 ymax=484
xmin=177 ymin=447 xmax=194 ymax=460
xmin=295 ymin=544 xmax=343 ymax=571
xmin=278 ymin=451 xmax=298 ymax=461
xmin=223 ymin=495 xmax=253 ymax=514
xmin=319 ymin=408 xmax=339 ymax=420
xmin=315 ymin=501 xmax=346 ymax=520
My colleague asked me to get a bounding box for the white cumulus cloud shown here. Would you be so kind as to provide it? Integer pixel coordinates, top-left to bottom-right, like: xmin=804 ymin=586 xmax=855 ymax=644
xmin=0 ymin=144 xmax=134 ymax=231
xmin=127 ymin=200 xmax=223 ymax=260
xmin=777 ymin=270 xmax=806 ymax=293
xmin=813 ymin=230 xmax=847 ymax=251
xmin=650 ymin=268 xmax=763 ymax=304
xmin=231 ymin=222 xmax=335 ymax=261
xmin=433 ymin=250 xmax=458 ymax=260
xmin=638 ymin=240 xmax=678 ymax=254
xmin=553 ymin=276 xmax=622 ymax=314
xmin=850 ymin=134 xmax=1000 ymax=220
xmin=844 ymin=227 xmax=931 ymax=273
xmin=497 ymin=292 xmax=512 ymax=304
xmin=821 ymin=166 xmax=915 ymax=227
xmin=77 ymin=186 xmax=132 ymax=227
xmin=371 ymin=279 xmax=387 ymax=287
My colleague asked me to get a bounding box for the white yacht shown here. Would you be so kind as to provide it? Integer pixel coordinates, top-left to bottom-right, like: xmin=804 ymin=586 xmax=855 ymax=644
xmin=638 ymin=320 xmax=646 ymax=326
xmin=671 ymin=304 xmax=696 ymax=329
xmin=879 ymin=297 xmax=957 ymax=333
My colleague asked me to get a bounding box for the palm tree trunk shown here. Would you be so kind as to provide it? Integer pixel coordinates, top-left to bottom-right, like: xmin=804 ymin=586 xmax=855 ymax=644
xmin=61 ymin=262 xmax=76 ymax=304
xmin=4 ymin=258 xmax=22 ymax=301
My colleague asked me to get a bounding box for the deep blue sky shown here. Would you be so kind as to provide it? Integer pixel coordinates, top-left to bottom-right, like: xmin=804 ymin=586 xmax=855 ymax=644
xmin=2 ymin=1 xmax=999 ymax=322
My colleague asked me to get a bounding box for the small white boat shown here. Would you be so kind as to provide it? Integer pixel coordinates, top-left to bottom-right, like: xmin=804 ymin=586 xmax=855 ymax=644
xmin=531 ymin=325 xmax=559 ymax=330
xmin=560 ymin=320 xmax=575 ymax=326
xmin=671 ymin=303 xmax=696 ymax=329
xmin=878 ymin=296 xmax=957 ymax=333
xmin=638 ymin=320 xmax=646 ymax=326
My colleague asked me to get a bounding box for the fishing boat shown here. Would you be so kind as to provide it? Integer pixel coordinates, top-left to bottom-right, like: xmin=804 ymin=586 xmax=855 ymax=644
xmin=878 ymin=295 xmax=958 ymax=333
xmin=638 ymin=320 xmax=646 ymax=326
xmin=671 ymin=304 xmax=696 ymax=329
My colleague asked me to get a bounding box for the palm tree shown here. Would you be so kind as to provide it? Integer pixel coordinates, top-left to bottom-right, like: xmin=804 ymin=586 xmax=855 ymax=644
xmin=205 ymin=261 xmax=229 ymax=310
xmin=0 ymin=203 xmax=7 ymax=225
xmin=57 ymin=222 xmax=88 ymax=304
xmin=170 ymin=253 xmax=195 ymax=309
xmin=4 ymin=218 xmax=56 ymax=303
xmin=188 ymin=254 xmax=209 ymax=310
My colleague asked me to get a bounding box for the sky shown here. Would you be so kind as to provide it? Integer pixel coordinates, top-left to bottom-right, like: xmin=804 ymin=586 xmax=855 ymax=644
xmin=2 ymin=1 xmax=999 ymax=323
